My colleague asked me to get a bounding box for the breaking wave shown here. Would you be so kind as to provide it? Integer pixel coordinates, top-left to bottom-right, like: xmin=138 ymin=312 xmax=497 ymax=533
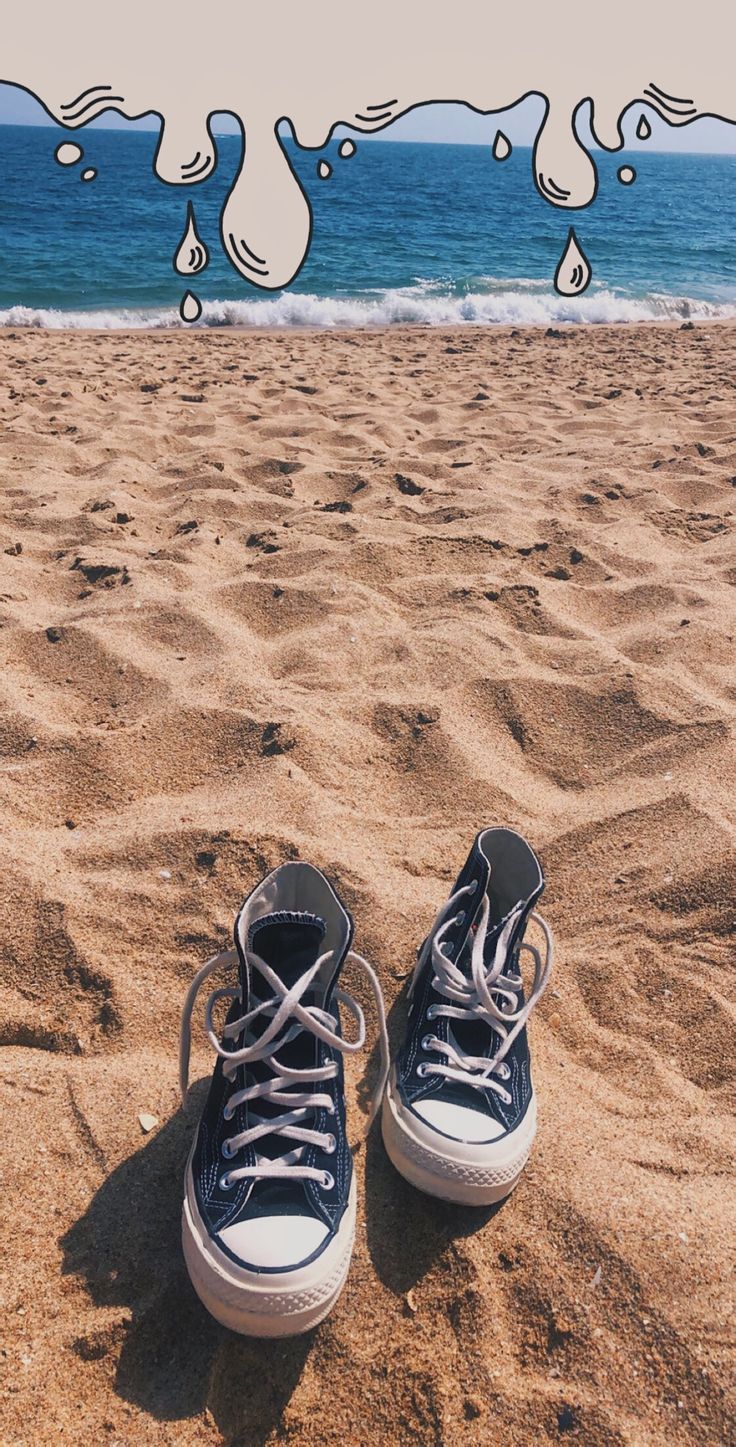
xmin=1 ymin=284 xmax=734 ymax=330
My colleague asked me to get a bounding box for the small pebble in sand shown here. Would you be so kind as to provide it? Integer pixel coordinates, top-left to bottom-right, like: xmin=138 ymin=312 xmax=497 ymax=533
xmin=159 ymin=869 xmax=172 ymax=880
xmin=138 ymin=1113 xmax=159 ymax=1134
xmin=404 ymin=1289 xmax=418 ymax=1314
xmin=591 ymin=1265 xmax=602 ymax=1287
xmin=396 ymin=473 xmax=424 ymax=496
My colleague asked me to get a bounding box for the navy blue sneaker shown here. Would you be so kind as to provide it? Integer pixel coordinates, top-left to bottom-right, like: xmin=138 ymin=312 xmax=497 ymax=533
xmin=180 ymin=861 xmax=387 ymax=1337
xmin=382 ymin=829 xmax=552 ymax=1205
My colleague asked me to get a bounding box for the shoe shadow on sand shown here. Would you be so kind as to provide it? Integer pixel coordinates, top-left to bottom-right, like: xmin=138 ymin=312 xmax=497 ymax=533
xmin=59 ymin=1082 xmax=315 ymax=1443
xmin=360 ymin=978 xmax=509 ymax=1296
xmin=59 ymin=981 xmax=507 ymax=1437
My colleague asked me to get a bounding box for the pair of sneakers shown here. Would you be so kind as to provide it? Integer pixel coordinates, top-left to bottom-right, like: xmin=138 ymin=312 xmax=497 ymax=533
xmin=179 ymin=827 xmax=553 ymax=1337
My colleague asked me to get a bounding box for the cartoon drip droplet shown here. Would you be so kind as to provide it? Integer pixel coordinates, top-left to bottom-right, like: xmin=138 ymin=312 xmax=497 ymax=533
xmin=636 ymin=114 xmax=652 ymax=141
xmin=180 ymin=290 xmax=202 ymax=324
xmin=55 ymin=142 xmax=83 ymax=167
xmin=318 ymin=160 xmax=332 ymax=180
xmin=174 ymin=200 xmax=209 ymax=276
xmin=492 ymin=130 xmax=512 ymax=161
xmin=339 ymin=139 xmax=356 ymax=159
xmin=617 ymin=165 xmax=636 ymax=186
xmin=81 ymin=168 xmax=97 ymax=183
xmin=554 ymin=227 xmax=592 ymax=297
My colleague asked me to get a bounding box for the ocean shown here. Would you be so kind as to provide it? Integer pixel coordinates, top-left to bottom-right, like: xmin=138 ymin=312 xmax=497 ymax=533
xmin=0 ymin=122 xmax=734 ymax=327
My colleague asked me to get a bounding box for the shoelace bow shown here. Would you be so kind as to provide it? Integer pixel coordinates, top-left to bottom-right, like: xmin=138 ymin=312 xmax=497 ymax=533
xmin=409 ymin=883 xmax=553 ymax=1103
xmin=180 ymin=945 xmax=389 ymax=1191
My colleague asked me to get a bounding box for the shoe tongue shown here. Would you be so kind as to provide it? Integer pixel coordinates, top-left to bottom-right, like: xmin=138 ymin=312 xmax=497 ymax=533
xmin=238 ymin=911 xmax=329 ymax=1210
xmin=444 ymin=909 xmax=525 ymax=1099
xmin=247 ymin=911 xmax=327 ymax=988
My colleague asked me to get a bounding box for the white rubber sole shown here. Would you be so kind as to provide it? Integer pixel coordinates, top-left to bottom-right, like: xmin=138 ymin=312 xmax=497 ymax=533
xmin=182 ymin=1172 xmax=356 ymax=1337
xmin=381 ymin=1074 xmax=537 ymax=1206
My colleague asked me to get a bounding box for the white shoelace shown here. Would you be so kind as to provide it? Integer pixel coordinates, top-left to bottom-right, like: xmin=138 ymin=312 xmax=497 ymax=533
xmin=180 ymin=945 xmax=389 ymax=1191
xmin=409 ymin=883 xmax=553 ymax=1103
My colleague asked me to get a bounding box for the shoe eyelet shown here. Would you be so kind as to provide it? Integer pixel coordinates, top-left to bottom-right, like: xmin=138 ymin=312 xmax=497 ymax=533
xmin=468 ymin=879 xmax=479 ymax=895
xmin=420 ymin=1034 xmax=433 ymax=1052
xmin=443 ymin=942 xmax=455 ymax=958
xmin=416 ymin=1062 xmax=429 ymax=1078
xmin=221 ymin=1139 xmax=235 ymax=1159
xmin=321 ymin=1171 xmax=335 ymax=1191
xmin=426 ymin=1005 xmax=437 ymax=1020
xmin=455 ymin=911 xmax=466 ymax=926
xmin=219 ymin=1174 xmax=234 ymax=1191
xmin=223 ymin=1105 xmax=234 ymax=1122
xmin=325 ymin=1134 xmax=337 ymax=1154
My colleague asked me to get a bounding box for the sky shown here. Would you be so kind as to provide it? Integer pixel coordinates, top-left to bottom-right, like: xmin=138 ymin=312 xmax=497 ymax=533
xmin=0 ymin=81 xmax=735 ymax=153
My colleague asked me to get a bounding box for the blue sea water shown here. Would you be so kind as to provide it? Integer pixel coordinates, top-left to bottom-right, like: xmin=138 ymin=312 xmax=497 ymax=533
xmin=0 ymin=123 xmax=734 ymax=327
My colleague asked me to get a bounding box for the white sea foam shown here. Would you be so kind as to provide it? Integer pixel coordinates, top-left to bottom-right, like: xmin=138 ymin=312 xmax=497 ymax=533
xmin=0 ymin=287 xmax=733 ymax=331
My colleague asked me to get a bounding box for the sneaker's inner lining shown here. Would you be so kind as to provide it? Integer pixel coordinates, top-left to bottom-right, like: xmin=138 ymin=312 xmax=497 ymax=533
xmin=236 ymin=860 xmax=351 ymax=999
xmin=477 ymin=827 xmax=543 ymax=923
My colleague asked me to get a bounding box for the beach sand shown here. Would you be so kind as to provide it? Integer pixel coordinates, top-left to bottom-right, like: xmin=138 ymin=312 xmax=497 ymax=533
xmin=0 ymin=322 xmax=734 ymax=1445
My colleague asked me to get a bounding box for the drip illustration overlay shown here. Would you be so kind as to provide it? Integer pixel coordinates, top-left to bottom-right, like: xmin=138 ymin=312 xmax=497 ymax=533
xmin=4 ymin=1 xmax=736 ymax=316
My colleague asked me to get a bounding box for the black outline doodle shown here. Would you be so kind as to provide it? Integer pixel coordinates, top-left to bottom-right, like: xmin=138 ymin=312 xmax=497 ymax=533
xmin=1 ymin=70 xmax=734 ymax=300
xmin=173 ymin=199 xmax=209 ymax=276
xmin=179 ymin=289 xmax=202 ymax=323
xmin=554 ymin=226 xmax=592 ymax=297
xmin=492 ymin=130 xmax=512 ymax=161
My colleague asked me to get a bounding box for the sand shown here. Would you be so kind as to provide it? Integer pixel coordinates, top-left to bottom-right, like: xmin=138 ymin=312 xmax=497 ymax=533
xmin=0 ymin=321 xmax=734 ymax=1446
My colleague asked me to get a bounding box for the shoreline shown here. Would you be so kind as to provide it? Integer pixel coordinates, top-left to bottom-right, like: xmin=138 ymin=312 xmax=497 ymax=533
xmin=1 ymin=315 xmax=736 ymax=337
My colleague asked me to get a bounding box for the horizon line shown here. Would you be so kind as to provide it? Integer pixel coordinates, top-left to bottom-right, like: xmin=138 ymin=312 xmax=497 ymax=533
xmin=0 ymin=117 xmax=733 ymax=158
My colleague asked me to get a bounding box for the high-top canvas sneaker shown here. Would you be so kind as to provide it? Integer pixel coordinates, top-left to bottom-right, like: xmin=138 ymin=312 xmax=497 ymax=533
xmin=382 ymin=828 xmax=553 ymax=1206
xmin=180 ymin=861 xmax=387 ymax=1337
